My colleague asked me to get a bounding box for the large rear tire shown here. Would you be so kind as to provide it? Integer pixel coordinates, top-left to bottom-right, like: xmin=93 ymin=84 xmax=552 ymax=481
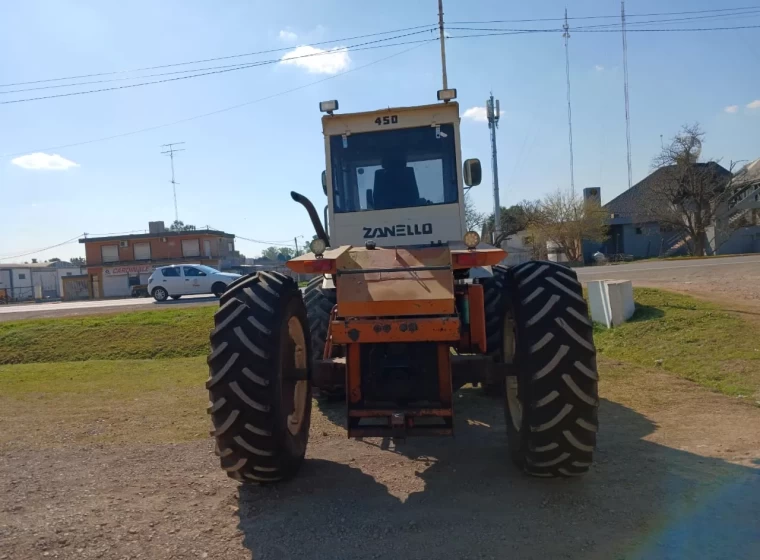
xmin=493 ymin=261 xmax=599 ymax=477
xmin=207 ymin=272 xmax=312 ymax=483
xmin=303 ymin=276 xmax=342 ymax=398
xmin=482 ymin=264 xmax=511 ymax=395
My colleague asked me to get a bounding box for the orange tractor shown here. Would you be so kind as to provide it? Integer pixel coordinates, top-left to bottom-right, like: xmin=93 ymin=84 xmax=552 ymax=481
xmin=206 ymin=92 xmax=599 ymax=482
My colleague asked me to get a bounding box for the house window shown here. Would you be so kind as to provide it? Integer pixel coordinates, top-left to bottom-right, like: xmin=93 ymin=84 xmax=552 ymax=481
xmin=228 ymin=242 xmax=234 ymax=252
xmin=181 ymin=239 xmax=200 ymax=257
xmin=134 ymin=242 xmax=151 ymax=260
xmin=635 ymin=227 xmax=643 ymax=235
xmin=101 ymin=245 xmax=119 ymax=263
xmin=66 ymin=272 xmax=72 ymax=276
xmin=18 ymin=273 xmax=26 ymax=280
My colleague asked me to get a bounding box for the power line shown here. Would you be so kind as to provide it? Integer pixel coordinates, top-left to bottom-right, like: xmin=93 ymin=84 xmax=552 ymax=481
xmin=234 ymin=235 xmax=302 ymax=245
xmin=4 ymin=40 xmax=434 ymax=158
xmin=447 ymin=6 xmax=760 ymax=24
xmin=0 ymin=25 xmax=436 ymax=89
xmin=0 ymin=235 xmax=83 ymax=262
xmin=446 ymin=24 xmax=760 ymax=37
xmin=0 ymin=33 xmax=436 ymax=105
xmin=573 ymin=8 xmax=760 ymax=29
xmin=0 ymin=28 xmax=436 ymax=97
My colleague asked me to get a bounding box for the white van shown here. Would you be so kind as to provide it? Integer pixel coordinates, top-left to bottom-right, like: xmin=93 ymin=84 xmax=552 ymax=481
xmin=147 ymin=265 xmax=241 ymax=301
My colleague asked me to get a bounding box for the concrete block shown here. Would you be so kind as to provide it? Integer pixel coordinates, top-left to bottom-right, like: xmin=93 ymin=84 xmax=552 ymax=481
xmin=587 ymin=279 xmax=635 ymax=328
xmin=587 ymin=280 xmax=612 ymax=328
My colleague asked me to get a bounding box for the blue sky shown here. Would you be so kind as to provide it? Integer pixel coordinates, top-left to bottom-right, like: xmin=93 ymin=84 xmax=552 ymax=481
xmin=1 ymin=0 xmax=758 ymax=262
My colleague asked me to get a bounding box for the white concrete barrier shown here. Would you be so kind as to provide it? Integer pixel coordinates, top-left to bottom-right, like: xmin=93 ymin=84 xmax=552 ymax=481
xmin=587 ymin=279 xmax=635 ymax=328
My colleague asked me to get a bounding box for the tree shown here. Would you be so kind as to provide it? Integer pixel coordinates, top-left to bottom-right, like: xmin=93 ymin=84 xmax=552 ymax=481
xmin=170 ymin=220 xmax=196 ymax=232
xmin=261 ymin=246 xmax=295 ymax=261
xmin=526 ymin=189 xmax=608 ymax=263
xmin=465 ymin=192 xmax=486 ymax=232
xmin=70 ymin=257 xmax=86 ymax=266
xmin=48 ymin=257 xmax=61 ymax=263
xmin=481 ymin=201 xmax=541 ymax=246
xmin=644 ymin=124 xmax=736 ymax=256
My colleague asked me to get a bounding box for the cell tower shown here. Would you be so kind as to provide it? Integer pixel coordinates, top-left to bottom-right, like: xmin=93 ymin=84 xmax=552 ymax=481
xmin=563 ymin=9 xmax=575 ymax=196
xmin=621 ymin=1 xmax=633 ymax=190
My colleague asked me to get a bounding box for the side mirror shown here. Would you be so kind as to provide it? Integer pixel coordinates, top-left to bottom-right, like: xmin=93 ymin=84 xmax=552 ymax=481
xmin=321 ymin=170 xmax=327 ymax=195
xmin=463 ymin=159 xmax=482 ymax=187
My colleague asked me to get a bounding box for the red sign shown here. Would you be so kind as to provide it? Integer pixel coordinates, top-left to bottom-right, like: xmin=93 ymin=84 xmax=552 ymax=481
xmin=104 ymin=265 xmax=154 ymax=276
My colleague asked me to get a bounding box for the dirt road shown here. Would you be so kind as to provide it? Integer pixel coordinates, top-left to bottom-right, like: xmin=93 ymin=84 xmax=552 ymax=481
xmin=1 ymin=359 xmax=758 ymax=560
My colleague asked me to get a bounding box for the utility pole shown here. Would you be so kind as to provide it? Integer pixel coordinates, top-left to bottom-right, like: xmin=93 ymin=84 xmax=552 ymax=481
xmin=437 ymin=0 xmax=448 ymax=89
xmin=487 ymin=94 xmax=501 ymax=244
xmin=563 ymin=9 xmax=576 ymax=197
xmin=621 ymin=1 xmax=633 ymax=190
xmin=161 ymin=142 xmax=185 ymax=224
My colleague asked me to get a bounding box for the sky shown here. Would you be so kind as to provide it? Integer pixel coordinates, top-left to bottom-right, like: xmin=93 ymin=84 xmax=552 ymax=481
xmin=1 ymin=0 xmax=759 ymax=262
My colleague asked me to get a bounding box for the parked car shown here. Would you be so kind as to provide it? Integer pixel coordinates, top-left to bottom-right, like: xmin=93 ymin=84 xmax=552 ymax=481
xmin=147 ymin=265 xmax=241 ymax=301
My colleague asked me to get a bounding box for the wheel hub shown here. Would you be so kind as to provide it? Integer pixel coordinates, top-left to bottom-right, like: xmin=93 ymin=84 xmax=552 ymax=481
xmin=285 ymin=316 xmax=308 ymax=436
xmin=502 ymin=310 xmax=522 ymax=432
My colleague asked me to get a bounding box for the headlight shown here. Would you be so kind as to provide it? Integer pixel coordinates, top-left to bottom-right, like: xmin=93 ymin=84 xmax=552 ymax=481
xmin=464 ymin=231 xmax=480 ymax=249
xmin=310 ymin=238 xmax=327 ymax=257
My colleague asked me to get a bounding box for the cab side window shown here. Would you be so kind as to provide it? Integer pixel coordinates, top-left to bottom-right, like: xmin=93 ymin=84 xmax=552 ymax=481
xmin=183 ymin=267 xmax=206 ymax=277
xmin=162 ymin=268 xmax=180 ymax=277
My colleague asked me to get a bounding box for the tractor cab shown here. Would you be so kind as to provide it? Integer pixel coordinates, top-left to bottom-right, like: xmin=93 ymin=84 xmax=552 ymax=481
xmin=318 ymin=96 xmax=482 ymax=248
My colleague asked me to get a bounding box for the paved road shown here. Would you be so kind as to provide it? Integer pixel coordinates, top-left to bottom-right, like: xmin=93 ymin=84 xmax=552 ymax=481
xmin=575 ymin=255 xmax=760 ymax=280
xmin=2 ymin=256 xmax=758 ymax=321
xmin=0 ymin=294 xmax=219 ymax=321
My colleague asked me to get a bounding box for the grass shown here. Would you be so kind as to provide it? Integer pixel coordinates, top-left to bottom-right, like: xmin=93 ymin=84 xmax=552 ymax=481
xmin=595 ymin=288 xmax=760 ymax=399
xmin=1 ymin=287 xmax=758 ymax=451
xmin=0 ymin=306 xmax=215 ymax=364
xmin=0 ymin=357 xmax=209 ymax=448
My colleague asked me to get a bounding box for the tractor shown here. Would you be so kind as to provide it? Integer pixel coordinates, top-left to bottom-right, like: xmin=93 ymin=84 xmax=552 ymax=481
xmin=206 ymin=90 xmax=599 ymax=482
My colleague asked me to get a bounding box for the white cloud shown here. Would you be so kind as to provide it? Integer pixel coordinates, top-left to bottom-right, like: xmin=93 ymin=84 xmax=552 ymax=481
xmin=278 ymin=29 xmax=298 ymax=42
xmin=280 ymin=45 xmax=350 ymax=74
xmin=747 ymin=99 xmax=760 ymax=110
xmin=595 ymin=64 xmax=605 ymax=72
xmin=462 ymin=106 xmax=488 ymax=123
xmin=11 ymin=152 xmax=79 ymax=170
xmin=724 ymin=105 xmax=739 ymax=114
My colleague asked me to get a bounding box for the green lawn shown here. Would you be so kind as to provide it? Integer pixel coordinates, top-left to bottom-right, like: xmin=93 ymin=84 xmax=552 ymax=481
xmin=0 ymin=306 xmax=215 ymax=364
xmin=595 ymin=288 xmax=760 ymax=399
xmin=1 ymin=287 xmax=757 ymax=450
xmin=0 ymin=357 xmax=209 ymax=447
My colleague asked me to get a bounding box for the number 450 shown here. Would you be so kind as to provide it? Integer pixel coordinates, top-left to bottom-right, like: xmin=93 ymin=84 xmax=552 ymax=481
xmin=374 ymin=115 xmax=398 ymax=126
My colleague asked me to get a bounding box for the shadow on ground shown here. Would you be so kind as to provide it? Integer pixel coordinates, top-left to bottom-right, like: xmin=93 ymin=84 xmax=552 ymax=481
xmin=236 ymin=392 xmax=760 ymax=560
xmin=628 ymin=304 xmax=665 ymax=322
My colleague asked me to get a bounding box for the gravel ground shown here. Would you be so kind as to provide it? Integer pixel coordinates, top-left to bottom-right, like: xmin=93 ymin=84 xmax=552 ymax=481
xmin=1 ymin=362 xmax=759 ymax=560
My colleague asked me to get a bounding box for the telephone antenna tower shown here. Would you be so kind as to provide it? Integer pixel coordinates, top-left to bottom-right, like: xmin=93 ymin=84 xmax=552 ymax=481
xmin=161 ymin=142 xmax=185 ymax=223
xmin=563 ymin=9 xmax=575 ymax=196
xmin=621 ymin=1 xmax=633 ymax=190
xmin=487 ymin=94 xmax=501 ymax=243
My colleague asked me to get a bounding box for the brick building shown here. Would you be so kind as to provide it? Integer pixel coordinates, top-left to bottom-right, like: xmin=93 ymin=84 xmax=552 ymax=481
xmin=80 ymin=221 xmax=236 ymax=298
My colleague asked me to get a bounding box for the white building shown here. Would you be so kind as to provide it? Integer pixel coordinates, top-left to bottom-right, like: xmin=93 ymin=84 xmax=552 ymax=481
xmin=0 ymin=262 xmax=85 ymax=301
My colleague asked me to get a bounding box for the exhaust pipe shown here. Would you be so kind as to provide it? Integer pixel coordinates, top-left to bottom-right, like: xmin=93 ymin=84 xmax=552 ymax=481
xmin=291 ymin=191 xmax=330 ymax=246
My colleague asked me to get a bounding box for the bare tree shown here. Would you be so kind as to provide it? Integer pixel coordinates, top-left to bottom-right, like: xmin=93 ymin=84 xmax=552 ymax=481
xmin=527 ymin=189 xmax=608 ymax=263
xmin=464 ymin=192 xmax=486 ymax=232
xmin=644 ymin=124 xmax=735 ymax=256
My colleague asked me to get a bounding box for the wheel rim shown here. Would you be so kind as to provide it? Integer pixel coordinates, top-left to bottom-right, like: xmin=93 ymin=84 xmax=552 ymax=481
xmin=503 ymin=309 xmax=522 ymax=432
xmin=283 ymin=316 xmax=308 ymax=436
xmin=156 ymin=288 xmax=166 ymax=300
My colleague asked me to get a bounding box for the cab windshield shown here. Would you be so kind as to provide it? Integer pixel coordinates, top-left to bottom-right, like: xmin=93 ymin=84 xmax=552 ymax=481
xmin=330 ymin=124 xmax=458 ymax=213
